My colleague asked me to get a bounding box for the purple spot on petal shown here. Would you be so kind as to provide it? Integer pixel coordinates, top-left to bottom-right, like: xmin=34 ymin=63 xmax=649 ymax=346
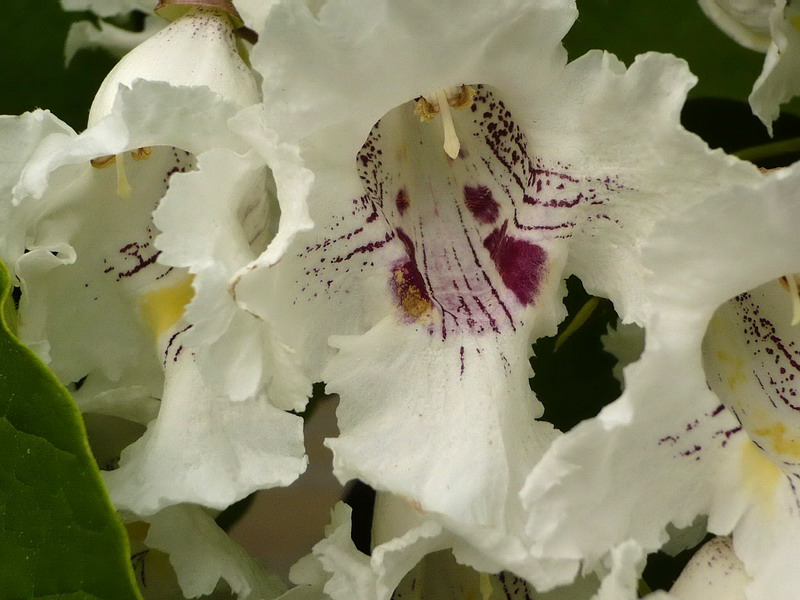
xmin=463 ymin=184 xmax=500 ymax=224
xmin=483 ymin=221 xmax=546 ymax=306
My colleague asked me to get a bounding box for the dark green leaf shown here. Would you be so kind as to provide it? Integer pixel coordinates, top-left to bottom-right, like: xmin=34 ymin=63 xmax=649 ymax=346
xmin=0 ymin=260 xmax=142 ymax=600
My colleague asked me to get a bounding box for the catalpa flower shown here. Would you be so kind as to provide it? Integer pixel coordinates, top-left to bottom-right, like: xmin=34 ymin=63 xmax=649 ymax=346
xmin=4 ymin=2 xmax=307 ymax=517
xmin=279 ymin=497 xmax=626 ymax=600
xmin=230 ymin=0 xmax=762 ymax=587
xmin=522 ymin=167 xmax=800 ymax=600
xmin=700 ymin=0 xmax=800 ymax=131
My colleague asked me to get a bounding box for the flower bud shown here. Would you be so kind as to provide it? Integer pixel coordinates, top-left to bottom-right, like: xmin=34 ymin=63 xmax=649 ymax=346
xmin=88 ymin=2 xmax=259 ymax=126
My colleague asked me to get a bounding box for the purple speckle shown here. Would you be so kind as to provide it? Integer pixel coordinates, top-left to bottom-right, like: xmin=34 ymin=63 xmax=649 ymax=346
xmin=482 ymin=221 xmax=546 ymax=306
xmin=463 ymin=184 xmax=500 ymax=224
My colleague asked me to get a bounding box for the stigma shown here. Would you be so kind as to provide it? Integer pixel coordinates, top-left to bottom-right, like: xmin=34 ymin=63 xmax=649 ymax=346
xmin=414 ymin=85 xmax=475 ymax=159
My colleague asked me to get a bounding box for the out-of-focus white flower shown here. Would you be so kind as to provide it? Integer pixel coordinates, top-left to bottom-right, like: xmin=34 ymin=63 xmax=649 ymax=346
xmin=699 ymin=0 xmax=800 ymax=132
xmin=522 ymin=165 xmax=800 ymax=600
xmin=232 ymin=0 xmax=762 ymax=588
xmin=698 ymin=0 xmax=775 ymax=51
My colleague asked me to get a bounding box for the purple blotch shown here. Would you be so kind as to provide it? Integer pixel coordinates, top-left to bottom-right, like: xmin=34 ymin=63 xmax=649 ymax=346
xmin=463 ymin=184 xmax=500 ymax=224
xmin=482 ymin=221 xmax=546 ymax=306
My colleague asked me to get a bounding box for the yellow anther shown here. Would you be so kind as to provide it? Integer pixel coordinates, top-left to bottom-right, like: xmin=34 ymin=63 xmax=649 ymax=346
xmin=413 ymin=85 xmax=475 ymax=159
xmin=90 ymin=154 xmax=117 ymax=169
xmin=448 ymin=84 xmax=475 ymax=110
xmin=779 ymin=274 xmax=800 ymax=325
xmin=131 ymin=146 xmax=152 ymax=161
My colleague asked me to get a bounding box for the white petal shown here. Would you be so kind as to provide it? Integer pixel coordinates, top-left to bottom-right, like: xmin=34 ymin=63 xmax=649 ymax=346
xmin=145 ymin=504 xmax=286 ymax=599
xmin=670 ymin=537 xmax=749 ymax=600
xmin=60 ymin=0 xmax=153 ymax=17
xmin=104 ymin=346 xmax=306 ymax=515
xmin=89 ymin=8 xmax=259 ymax=125
xmin=523 ymin=163 xmax=800 ymax=598
xmin=154 ymin=145 xmax=312 ymax=406
xmin=698 ymin=0 xmax=775 ymax=51
xmin=65 ymin=17 xmax=165 ymax=65
xmin=0 ymin=110 xmax=73 ymax=266
xmin=749 ymin=0 xmax=800 ymax=131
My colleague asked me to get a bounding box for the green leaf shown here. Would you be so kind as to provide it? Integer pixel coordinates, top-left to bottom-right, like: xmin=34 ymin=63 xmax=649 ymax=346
xmin=0 ymin=260 xmax=142 ymax=600
xmin=1 ymin=0 xmax=118 ymax=130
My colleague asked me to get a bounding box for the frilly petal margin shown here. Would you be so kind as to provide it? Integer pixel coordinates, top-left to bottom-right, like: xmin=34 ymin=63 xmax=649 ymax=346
xmin=153 ymin=140 xmax=312 ymax=407
xmin=250 ymin=0 xmax=576 ymax=149
xmin=103 ymin=343 xmax=306 ymax=516
xmin=522 ymin=166 xmax=800 ymax=600
xmin=234 ymin=0 xmax=763 ymax=590
xmin=0 ymin=110 xmax=73 ymax=267
xmin=279 ymin=498 xmax=663 ymax=600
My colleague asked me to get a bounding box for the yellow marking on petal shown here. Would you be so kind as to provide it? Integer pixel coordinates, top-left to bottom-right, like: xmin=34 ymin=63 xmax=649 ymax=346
xmin=131 ymin=146 xmax=152 ymax=161
xmin=115 ymin=153 xmax=132 ymax=200
xmin=479 ymin=572 xmax=493 ymax=600
xmin=715 ymin=349 xmax=747 ymax=390
xmin=741 ymin=439 xmax=781 ymax=505
xmin=90 ymin=154 xmax=116 ymax=169
xmin=791 ymin=15 xmax=800 ymax=34
xmin=753 ymin=422 xmax=800 ymax=458
xmin=140 ymin=276 xmax=195 ymax=338
xmin=394 ymin=268 xmax=432 ymax=319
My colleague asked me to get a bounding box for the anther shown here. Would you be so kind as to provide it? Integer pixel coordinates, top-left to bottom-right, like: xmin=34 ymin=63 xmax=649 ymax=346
xmin=90 ymin=155 xmax=116 ymax=169
xmin=131 ymin=147 xmax=152 ymax=161
xmin=413 ymin=85 xmax=474 ymax=159
xmin=779 ymin=274 xmax=800 ymax=325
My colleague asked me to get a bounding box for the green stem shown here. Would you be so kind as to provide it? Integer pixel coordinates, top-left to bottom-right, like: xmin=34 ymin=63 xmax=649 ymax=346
xmin=734 ymin=136 xmax=800 ymax=162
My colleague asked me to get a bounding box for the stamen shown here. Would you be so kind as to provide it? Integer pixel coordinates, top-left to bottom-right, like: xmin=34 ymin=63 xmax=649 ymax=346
xmin=780 ymin=274 xmax=800 ymax=325
xmin=115 ymin=153 xmax=133 ymax=200
xmin=131 ymin=146 xmax=152 ymax=161
xmin=434 ymin=89 xmax=460 ymax=159
xmin=90 ymin=154 xmax=116 ymax=169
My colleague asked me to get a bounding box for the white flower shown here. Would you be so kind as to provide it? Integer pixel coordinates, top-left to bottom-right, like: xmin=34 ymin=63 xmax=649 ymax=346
xmin=700 ymin=0 xmax=800 ymax=132
xmin=4 ymin=3 xmax=309 ymax=516
xmin=698 ymin=0 xmax=775 ymax=51
xmin=278 ymin=497 xmax=610 ymax=600
xmin=230 ymin=0 xmax=763 ymax=587
xmin=522 ymin=166 xmax=800 ymax=600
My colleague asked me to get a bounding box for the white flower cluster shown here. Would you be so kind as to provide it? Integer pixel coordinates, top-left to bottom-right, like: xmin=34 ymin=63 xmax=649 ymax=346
xmin=4 ymin=0 xmax=800 ymax=598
